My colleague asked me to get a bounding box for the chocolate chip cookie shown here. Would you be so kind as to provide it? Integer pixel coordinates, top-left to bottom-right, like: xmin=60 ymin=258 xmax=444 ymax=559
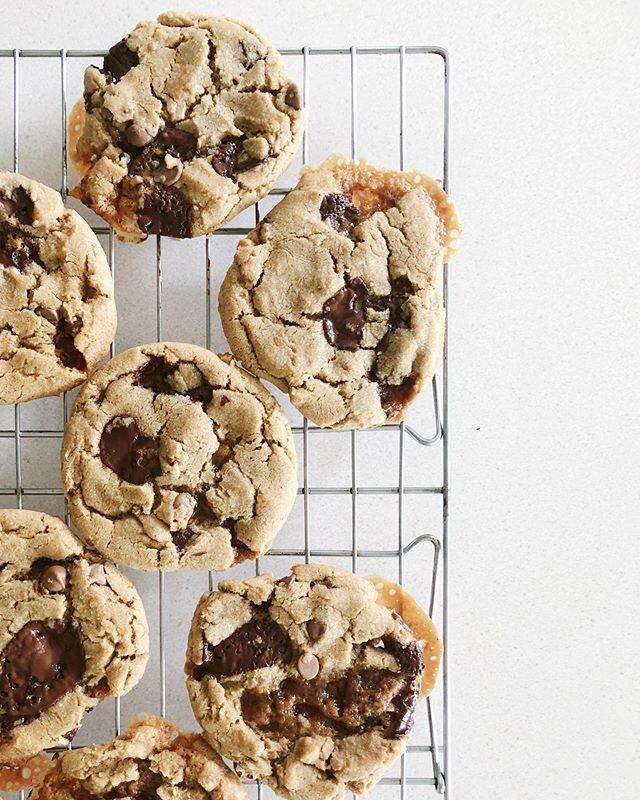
xmin=0 ymin=172 xmax=116 ymax=405
xmin=219 ymin=155 xmax=461 ymax=428
xmin=0 ymin=510 xmax=149 ymax=763
xmin=29 ymin=714 xmax=248 ymax=800
xmin=71 ymin=11 xmax=304 ymax=243
xmin=61 ymin=343 xmax=297 ymax=571
xmin=186 ymin=564 xmax=425 ymax=800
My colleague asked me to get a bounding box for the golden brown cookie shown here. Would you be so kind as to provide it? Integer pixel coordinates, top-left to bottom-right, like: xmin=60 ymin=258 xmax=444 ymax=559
xmin=186 ymin=564 xmax=426 ymax=800
xmin=219 ymin=155 xmax=460 ymax=428
xmin=0 ymin=172 xmax=116 ymax=405
xmin=71 ymin=12 xmax=304 ymax=243
xmin=61 ymin=343 xmax=297 ymax=570
xmin=0 ymin=510 xmax=149 ymax=763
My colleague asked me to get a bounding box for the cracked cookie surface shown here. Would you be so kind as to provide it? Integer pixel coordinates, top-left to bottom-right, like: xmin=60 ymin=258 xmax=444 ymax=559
xmin=70 ymin=11 xmax=304 ymax=243
xmin=29 ymin=713 xmax=248 ymax=800
xmin=61 ymin=343 xmax=297 ymax=571
xmin=185 ymin=564 xmax=425 ymax=800
xmin=219 ymin=155 xmax=461 ymax=428
xmin=0 ymin=172 xmax=116 ymax=405
xmin=0 ymin=510 xmax=149 ymax=763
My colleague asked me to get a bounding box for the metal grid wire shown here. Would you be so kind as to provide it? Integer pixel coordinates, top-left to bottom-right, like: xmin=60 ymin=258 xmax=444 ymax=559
xmin=0 ymin=45 xmax=451 ymax=799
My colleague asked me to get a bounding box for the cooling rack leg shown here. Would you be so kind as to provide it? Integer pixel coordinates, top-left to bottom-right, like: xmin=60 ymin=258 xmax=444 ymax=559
xmin=441 ymin=46 xmax=451 ymax=800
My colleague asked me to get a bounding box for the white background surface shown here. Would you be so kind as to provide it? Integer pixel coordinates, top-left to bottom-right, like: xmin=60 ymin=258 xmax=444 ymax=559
xmin=1 ymin=1 xmax=639 ymax=798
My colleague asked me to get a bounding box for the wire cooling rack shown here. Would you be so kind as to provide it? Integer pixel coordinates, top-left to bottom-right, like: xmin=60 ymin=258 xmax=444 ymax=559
xmin=0 ymin=44 xmax=451 ymax=799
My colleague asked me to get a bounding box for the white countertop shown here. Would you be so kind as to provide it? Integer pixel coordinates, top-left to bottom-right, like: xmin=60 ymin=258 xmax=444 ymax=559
xmin=1 ymin=1 xmax=638 ymax=798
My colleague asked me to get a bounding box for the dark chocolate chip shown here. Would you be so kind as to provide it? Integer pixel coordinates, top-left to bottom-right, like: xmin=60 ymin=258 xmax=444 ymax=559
xmin=320 ymin=193 xmax=360 ymax=233
xmin=103 ymin=38 xmax=139 ymax=81
xmin=208 ymin=136 xmax=268 ymax=180
xmin=0 ymin=620 xmax=85 ymax=736
xmin=127 ymin=125 xmax=196 ymax=176
xmin=210 ymin=138 xmax=241 ymax=180
xmin=193 ymin=616 xmax=292 ymax=680
xmin=240 ymin=635 xmax=422 ymax=742
xmin=322 ymin=277 xmax=368 ymax=351
xmin=134 ymin=355 xmax=174 ymax=393
xmin=0 ymin=187 xmax=34 ymax=225
xmin=229 ymin=528 xmax=257 ymax=563
xmin=306 ymin=619 xmax=325 ymax=641
xmin=134 ymin=356 xmax=213 ymax=408
xmin=377 ymin=375 xmax=417 ymax=419
xmin=38 ymin=564 xmax=68 ymax=593
xmin=0 ymin=250 xmax=14 ymax=268
xmin=63 ymin=727 xmax=78 ymax=742
xmin=99 ymin=417 xmax=161 ymax=485
xmin=54 ymin=316 xmax=87 ymax=371
xmin=285 ymin=83 xmax=302 ymax=110
xmin=39 ymin=307 xmax=59 ymax=325
xmin=138 ymin=184 xmax=193 ymax=238
xmin=155 ymin=125 xmax=198 ymax=161
xmin=171 ymin=529 xmax=194 ymax=554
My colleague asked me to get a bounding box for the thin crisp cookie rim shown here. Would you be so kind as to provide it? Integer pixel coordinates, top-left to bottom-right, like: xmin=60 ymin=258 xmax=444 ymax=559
xmin=303 ymin=154 xmax=461 ymax=260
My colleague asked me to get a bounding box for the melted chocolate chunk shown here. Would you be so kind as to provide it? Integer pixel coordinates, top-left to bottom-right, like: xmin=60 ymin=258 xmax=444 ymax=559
xmin=210 ymin=138 xmax=241 ymax=180
xmin=285 ymin=83 xmax=302 ymax=110
xmin=228 ymin=528 xmax=257 ymax=563
xmin=171 ymin=529 xmax=194 ymax=554
xmin=138 ymin=184 xmax=193 ymax=238
xmin=193 ymin=617 xmax=292 ymax=680
xmin=241 ymin=636 xmax=422 ymax=742
xmin=128 ymin=125 xmax=197 ymax=173
xmin=0 ymin=620 xmax=85 ymax=736
xmin=103 ymin=38 xmax=139 ymax=81
xmin=0 ymin=187 xmax=34 ymax=225
xmin=102 ymin=760 xmax=162 ymax=799
xmin=0 ymin=250 xmax=13 ymax=268
xmin=99 ymin=417 xmax=161 ymax=485
xmin=322 ymin=277 xmax=368 ymax=351
xmin=320 ymin=193 xmax=360 ymax=233
xmin=54 ymin=317 xmax=87 ymax=371
xmin=377 ymin=375 xmax=417 ymax=419
xmin=155 ymin=125 xmax=197 ymax=160
xmin=134 ymin=356 xmax=213 ymax=408
xmin=135 ymin=355 xmax=174 ymax=393
xmin=209 ymin=137 xmax=267 ymax=181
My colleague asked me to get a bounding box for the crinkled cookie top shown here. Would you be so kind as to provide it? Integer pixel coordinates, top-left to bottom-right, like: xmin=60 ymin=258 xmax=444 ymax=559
xmin=219 ymin=156 xmax=460 ymax=429
xmin=72 ymin=12 xmax=304 ymax=242
xmin=62 ymin=343 xmax=297 ymax=571
xmin=0 ymin=172 xmax=116 ymax=405
xmin=0 ymin=510 xmax=149 ymax=763
xmin=29 ymin=714 xmax=248 ymax=800
xmin=186 ymin=563 xmax=424 ymax=800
